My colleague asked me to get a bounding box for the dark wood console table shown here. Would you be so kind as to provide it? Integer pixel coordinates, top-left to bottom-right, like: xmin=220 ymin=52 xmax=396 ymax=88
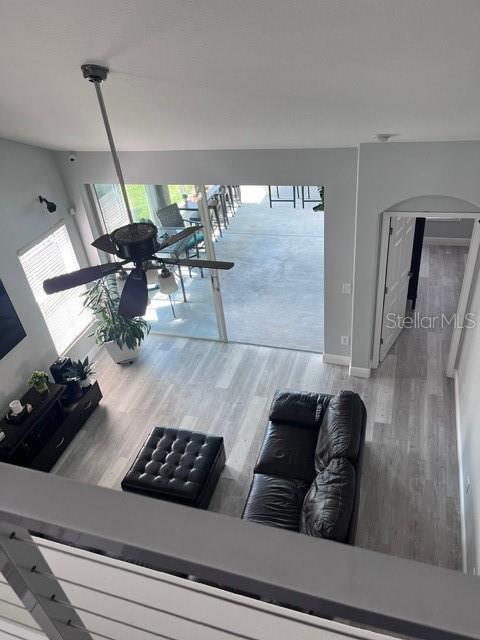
xmin=0 ymin=381 xmax=102 ymax=472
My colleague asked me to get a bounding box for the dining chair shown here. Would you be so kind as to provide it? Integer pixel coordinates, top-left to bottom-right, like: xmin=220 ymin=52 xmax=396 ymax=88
xmin=155 ymin=203 xmax=205 ymax=277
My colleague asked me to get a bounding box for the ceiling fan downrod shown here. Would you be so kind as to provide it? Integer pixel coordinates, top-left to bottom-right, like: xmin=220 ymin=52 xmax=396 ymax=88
xmin=81 ymin=63 xmax=134 ymax=224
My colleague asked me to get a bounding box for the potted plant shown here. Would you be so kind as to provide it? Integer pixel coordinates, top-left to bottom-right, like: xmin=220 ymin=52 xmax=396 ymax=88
xmin=29 ymin=370 xmax=50 ymax=395
xmin=83 ymin=276 xmax=150 ymax=365
xmin=67 ymin=357 xmax=95 ymax=388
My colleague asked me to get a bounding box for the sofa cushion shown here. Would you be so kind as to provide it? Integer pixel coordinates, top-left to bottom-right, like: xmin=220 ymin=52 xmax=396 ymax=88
xmin=315 ymin=390 xmax=364 ymax=470
xmin=300 ymin=458 xmax=356 ymax=542
xmin=254 ymin=420 xmax=319 ymax=483
xmin=269 ymin=390 xmax=330 ymax=429
xmin=242 ymin=474 xmax=310 ymax=531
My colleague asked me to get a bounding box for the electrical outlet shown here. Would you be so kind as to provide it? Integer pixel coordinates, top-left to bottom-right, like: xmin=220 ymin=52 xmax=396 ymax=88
xmin=466 ymin=475 xmax=471 ymax=494
xmin=341 ymin=336 xmax=349 ymax=346
xmin=342 ymin=283 xmax=352 ymax=295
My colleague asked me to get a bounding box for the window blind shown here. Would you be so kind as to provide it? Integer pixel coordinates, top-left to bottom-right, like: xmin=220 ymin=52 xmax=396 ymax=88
xmin=19 ymin=224 xmax=91 ymax=354
xmin=94 ymin=184 xmax=130 ymax=233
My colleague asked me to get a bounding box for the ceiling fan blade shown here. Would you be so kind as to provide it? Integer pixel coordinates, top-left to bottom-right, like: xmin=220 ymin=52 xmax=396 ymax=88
xmin=92 ymin=233 xmax=118 ymax=255
xmin=157 ymin=226 xmax=203 ymax=251
xmin=162 ymin=257 xmax=235 ymax=270
xmin=43 ymin=262 xmax=123 ymax=294
xmin=118 ymin=268 xmax=148 ymax=318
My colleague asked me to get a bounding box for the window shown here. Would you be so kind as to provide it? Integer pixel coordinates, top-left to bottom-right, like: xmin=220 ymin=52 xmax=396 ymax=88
xmin=94 ymin=184 xmax=130 ymax=232
xmin=93 ymin=184 xmax=204 ymax=234
xmin=93 ymin=184 xmax=155 ymax=232
xmin=19 ymin=224 xmax=91 ymax=354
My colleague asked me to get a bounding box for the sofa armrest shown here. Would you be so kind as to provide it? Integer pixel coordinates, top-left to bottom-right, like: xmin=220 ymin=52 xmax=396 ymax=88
xmin=269 ymin=389 xmax=331 ymax=428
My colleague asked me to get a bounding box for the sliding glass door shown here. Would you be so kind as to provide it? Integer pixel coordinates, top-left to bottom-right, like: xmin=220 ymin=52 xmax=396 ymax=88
xmin=91 ymin=182 xmax=324 ymax=351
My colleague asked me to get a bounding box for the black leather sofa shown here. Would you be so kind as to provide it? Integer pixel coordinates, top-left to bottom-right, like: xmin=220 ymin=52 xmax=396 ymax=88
xmin=242 ymin=389 xmax=366 ymax=544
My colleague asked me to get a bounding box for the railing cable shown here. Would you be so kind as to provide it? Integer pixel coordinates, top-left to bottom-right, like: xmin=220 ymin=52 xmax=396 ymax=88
xmin=5 ymin=562 xmax=385 ymax=640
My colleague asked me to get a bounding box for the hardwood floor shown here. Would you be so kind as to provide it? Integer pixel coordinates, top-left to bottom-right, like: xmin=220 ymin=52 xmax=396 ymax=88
xmin=54 ymin=245 xmax=464 ymax=571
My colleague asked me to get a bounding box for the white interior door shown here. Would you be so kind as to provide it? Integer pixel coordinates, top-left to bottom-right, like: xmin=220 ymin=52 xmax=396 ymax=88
xmin=379 ymin=216 xmax=415 ymax=361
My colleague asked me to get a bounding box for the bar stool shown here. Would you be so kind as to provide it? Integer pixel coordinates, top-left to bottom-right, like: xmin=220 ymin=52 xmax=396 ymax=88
xmin=218 ymin=187 xmax=231 ymax=226
xmin=226 ymin=185 xmax=236 ymax=215
xmin=207 ymin=195 xmax=224 ymax=238
xmin=233 ymin=185 xmax=242 ymax=205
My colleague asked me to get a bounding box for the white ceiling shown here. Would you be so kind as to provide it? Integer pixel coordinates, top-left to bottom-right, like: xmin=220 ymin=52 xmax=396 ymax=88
xmin=1 ymin=0 xmax=480 ymax=151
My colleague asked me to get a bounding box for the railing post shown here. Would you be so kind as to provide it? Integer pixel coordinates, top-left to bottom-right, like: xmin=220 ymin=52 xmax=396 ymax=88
xmin=0 ymin=523 xmax=92 ymax=640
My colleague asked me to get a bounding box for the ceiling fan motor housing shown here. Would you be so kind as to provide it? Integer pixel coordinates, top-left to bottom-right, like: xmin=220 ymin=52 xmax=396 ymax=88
xmin=111 ymin=222 xmax=160 ymax=262
xmin=81 ymin=64 xmax=109 ymax=83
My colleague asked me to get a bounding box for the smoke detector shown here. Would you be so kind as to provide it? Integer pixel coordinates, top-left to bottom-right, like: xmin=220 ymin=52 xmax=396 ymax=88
xmin=374 ymin=133 xmax=395 ymax=142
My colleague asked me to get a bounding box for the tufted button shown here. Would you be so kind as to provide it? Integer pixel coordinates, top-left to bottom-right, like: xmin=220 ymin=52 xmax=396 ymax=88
xmin=152 ymin=448 xmax=167 ymax=462
xmin=172 ymin=439 xmax=187 ymax=453
xmin=185 ymin=442 xmax=201 ymax=455
xmin=174 ymin=466 xmax=190 ymax=481
xmin=159 ymin=462 xmax=176 ymax=478
xmin=166 ymin=451 xmax=181 ymax=465
xmin=145 ymin=460 xmax=160 ymax=475
xmin=158 ymin=435 xmax=173 ymax=449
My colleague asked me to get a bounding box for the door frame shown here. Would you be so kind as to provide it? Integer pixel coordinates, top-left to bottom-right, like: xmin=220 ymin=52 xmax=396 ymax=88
xmin=372 ymin=210 xmax=480 ymax=372
xmin=196 ymin=185 xmax=228 ymax=342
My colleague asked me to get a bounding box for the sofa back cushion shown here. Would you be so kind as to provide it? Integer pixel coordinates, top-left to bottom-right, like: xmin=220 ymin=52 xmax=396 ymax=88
xmin=300 ymin=457 xmax=356 ymax=542
xmin=315 ymin=390 xmax=364 ymax=471
xmin=269 ymin=390 xmax=331 ymax=429
xmin=254 ymin=420 xmax=320 ymax=483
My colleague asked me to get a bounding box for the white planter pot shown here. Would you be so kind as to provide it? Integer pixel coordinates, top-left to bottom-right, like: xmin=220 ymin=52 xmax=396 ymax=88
xmin=105 ymin=341 xmax=140 ymax=365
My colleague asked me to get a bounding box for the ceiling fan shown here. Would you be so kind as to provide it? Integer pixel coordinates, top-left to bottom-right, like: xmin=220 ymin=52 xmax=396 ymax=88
xmin=43 ymin=63 xmax=234 ymax=318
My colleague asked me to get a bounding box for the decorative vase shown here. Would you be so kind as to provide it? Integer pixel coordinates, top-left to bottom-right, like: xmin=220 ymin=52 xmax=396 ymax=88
xmin=64 ymin=378 xmax=83 ymax=403
xmin=105 ymin=341 xmax=140 ymax=365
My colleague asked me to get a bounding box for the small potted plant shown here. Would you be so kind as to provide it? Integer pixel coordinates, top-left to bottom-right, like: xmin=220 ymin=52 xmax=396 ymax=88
xmin=28 ymin=371 xmax=50 ymax=395
xmin=83 ymin=276 xmax=150 ymax=364
xmin=67 ymin=357 xmax=95 ymax=388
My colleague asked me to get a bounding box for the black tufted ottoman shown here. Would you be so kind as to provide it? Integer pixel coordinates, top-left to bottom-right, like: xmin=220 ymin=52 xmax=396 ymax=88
xmin=121 ymin=427 xmax=226 ymax=509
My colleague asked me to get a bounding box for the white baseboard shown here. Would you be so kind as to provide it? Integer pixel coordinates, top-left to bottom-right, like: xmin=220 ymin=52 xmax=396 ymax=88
xmin=424 ymin=236 xmax=470 ymax=246
xmin=322 ymin=353 xmax=350 ymax=366
xmin=349 ymin=365 xmax=371 ymax=378
xmin=453 ymin=370 xmax=468 ymax=573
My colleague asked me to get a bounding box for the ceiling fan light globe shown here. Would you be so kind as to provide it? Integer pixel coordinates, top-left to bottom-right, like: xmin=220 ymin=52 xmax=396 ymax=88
xmin=159 ymin=270 xmax=178 ymax=295
xmin=146 ymin=269 xmax=160 ymax=287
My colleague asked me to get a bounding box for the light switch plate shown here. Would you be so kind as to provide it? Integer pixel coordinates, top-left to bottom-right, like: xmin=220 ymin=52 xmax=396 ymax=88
xmin=342 ymin=283 xmax=352 ymax=294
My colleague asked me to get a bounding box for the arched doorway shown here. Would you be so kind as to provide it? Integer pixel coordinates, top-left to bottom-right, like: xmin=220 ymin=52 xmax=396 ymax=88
xmin=372 ymin=195 xmax=480 ymax=372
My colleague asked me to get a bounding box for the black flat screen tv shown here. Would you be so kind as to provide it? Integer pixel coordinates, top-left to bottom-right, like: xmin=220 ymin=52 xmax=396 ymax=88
xmin=0 ymin=279 xmax=26 ymax=360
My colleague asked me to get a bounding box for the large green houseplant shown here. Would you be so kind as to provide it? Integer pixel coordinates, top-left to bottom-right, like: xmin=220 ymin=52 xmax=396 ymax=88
xmin=83 ymin=276 xmax=150 ymax=364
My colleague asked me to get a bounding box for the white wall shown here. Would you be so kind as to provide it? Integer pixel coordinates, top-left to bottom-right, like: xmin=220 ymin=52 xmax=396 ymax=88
xmin=424 ymin=218 xmax=474 ymax=241
xmin=54 ymin=142 xmax=480 ymax=370
xmin=351 ymin=141 xmax=480 ymax=371
xmin=56 ymin=147 xmax=359 ymax=358
xmin=456 ymin=256 xmax=480 ymax=575
xmin=0 ymin=138 xmax=94 ymax=412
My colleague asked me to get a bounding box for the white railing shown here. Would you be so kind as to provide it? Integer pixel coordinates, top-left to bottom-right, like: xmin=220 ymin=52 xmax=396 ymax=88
xmin=0 ymin=463 xmax=479 ymax=640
